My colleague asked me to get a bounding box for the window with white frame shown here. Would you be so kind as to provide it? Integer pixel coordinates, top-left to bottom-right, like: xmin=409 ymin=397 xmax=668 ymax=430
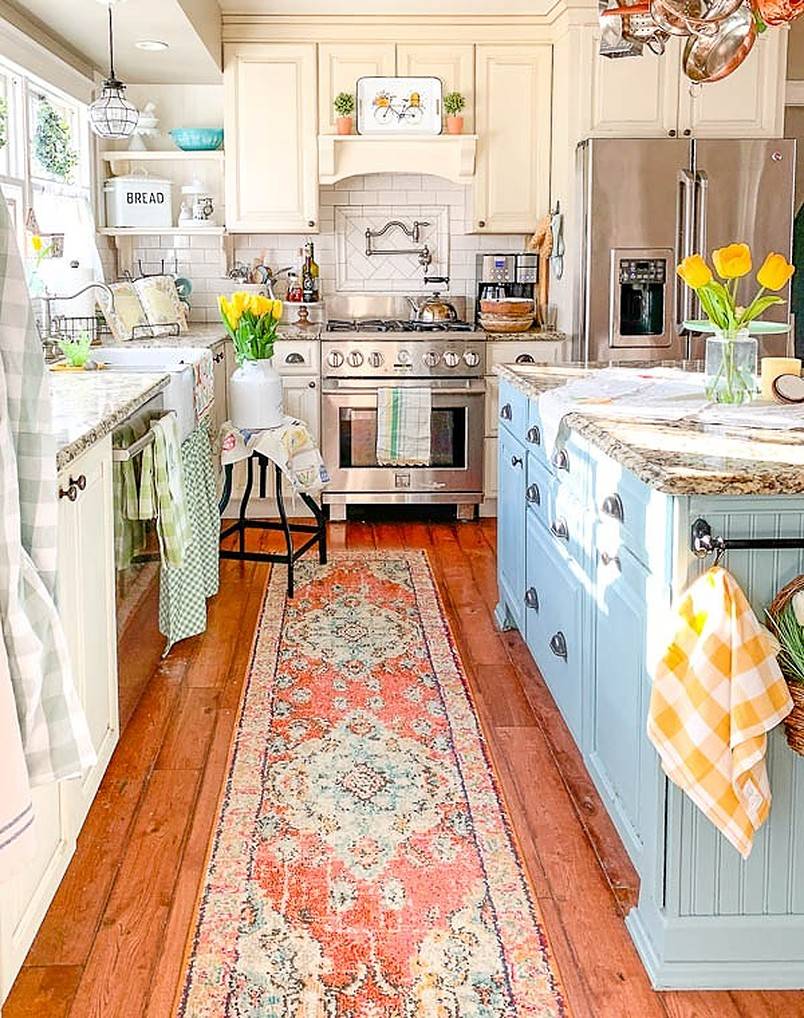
xmin=0 ymin=52 xmax=97 ymax=297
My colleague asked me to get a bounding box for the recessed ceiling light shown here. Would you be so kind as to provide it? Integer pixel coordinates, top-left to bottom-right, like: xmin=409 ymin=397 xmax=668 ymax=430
xmin=136 ymin=40 xmax=169 ymax=52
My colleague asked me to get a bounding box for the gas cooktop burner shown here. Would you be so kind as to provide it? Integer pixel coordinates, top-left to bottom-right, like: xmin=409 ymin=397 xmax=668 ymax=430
xmin=326 ymin=318 xmax=474 ymax=334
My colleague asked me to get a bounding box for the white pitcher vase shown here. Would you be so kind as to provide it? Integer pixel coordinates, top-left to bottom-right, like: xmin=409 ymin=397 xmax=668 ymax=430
xmin=229 ymin=357 xmax=284 ymax=430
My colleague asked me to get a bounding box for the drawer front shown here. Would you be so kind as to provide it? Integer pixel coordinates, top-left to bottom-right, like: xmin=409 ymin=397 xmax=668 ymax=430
xmin=526 ymin=513 xmax=584 ymax=742
xmin=592 ymin=449 xmax=654 ymax=570
xmin=525 ymin=453 xmax=551 ymax=531
xmin=498 ymin=378 xmax=528 ymax=440
xmin=526 ymin=397 xmax=593 ymax=500
xmin=487 ymin=339 xmax=568 ymax=374
xmin=545 ymin=477 xmax=591 ymax=574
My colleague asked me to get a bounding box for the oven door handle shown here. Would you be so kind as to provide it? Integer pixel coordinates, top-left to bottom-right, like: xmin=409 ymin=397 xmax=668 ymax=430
xmin=322 ymin=386 xmax=486 ymax=397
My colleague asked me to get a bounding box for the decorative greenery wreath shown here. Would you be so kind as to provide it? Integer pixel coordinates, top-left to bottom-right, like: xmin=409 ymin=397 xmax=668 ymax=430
xmin=34 ymin=98 xmax=77 ymax=180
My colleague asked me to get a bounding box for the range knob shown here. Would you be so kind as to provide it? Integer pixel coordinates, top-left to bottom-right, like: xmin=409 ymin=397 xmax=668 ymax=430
xmin=463 ymin=350 xmax=480 ymax=368
xmin=368 ymin=351 xmax=384 ymax=368
xmin=423 ymin=350 xmax=440 ymax=367
xmin=397 ymin=349 xmax=412 ymax=365
xmin=443 ymin=351 xmax=460 ymax=368
xmin=347 ymin=350 xmax=364 ymax=367
xmin=327 ymin=350 xmax=344 ymax=368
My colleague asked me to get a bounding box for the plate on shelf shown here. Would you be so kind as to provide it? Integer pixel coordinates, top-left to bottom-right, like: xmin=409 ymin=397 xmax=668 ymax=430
xmin=683 ymin=319 xmax=790 ymax=335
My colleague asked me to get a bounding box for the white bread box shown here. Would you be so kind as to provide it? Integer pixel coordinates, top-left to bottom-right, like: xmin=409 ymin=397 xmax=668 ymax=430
xmin=104 ymin=174 xmax=173 ymax=229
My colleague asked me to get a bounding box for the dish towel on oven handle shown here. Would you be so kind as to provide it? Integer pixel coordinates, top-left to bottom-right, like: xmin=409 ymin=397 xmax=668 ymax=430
xmin=647 ymin=566 xmax=793 ymax=859
xmin=376 ymin=387 xmax=432 ymax=466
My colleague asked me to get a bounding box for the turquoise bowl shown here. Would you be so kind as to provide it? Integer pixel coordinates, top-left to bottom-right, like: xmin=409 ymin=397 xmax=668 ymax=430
xmin=169 ymin=128 xmax=224 ymax=151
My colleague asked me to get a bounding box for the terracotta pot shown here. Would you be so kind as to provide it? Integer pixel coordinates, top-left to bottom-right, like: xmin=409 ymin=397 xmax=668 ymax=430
xmin=336 ymin=116 xmax=353 ymax=136
xmin=446 ymin=115 xmax=464 ymax=135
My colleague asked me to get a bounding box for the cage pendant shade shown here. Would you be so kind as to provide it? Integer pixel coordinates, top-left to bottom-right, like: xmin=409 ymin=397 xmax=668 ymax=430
xmin=89 ymin=5 xmax=138 ymax=139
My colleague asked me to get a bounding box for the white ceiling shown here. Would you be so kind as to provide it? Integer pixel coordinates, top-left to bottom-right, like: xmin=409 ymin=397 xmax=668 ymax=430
xmin=7 ymin=0 xmax=222 ymax=84
xmin=220 ymin=0 xmax=549 ymax=9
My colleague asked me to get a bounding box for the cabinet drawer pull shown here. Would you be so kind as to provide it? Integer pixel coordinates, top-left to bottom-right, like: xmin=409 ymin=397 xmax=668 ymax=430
xmin=551 ymin=448 xmax=569 ymax=472
xmin=511 ymin=455 xmax=523 ymax=468
xmin=526 ymin=483 xmax=541 ymax=506
xmin=516 ymin=354 xmax=535 ymax=364
xmin=524 ymin=587 xmax=540 ymax=611
xmin=70 ymin=473 xmax=86 ymax=491
xmin=549 ymin=631 xmax=568 ymax=660
xmin=59 ymin=484 xmax=78 ymax=502
xmin=500 ymin=402 xmax=512 ymax=421
xmin=213 ymin=351 xmax=225 ymax=364
xmin=600 ymin=551 xmax=621 ymax=571
xmin=550 ymin=518 xmax=569 ymax=541
xmin=526 ymin=425 xmax=541 ymax=446
xmin=601 ymin=493 xmax=624 ymax=523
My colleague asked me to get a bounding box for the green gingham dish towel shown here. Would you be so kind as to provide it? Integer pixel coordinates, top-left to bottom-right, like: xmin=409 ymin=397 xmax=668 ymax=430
xmin=375 ymin=387 xmax=432 ymax=466
xmin=0 ymin=195 xmax=94 ymax=785
xmin=159 ymin=424 xmax=220 ymax=654
xmin=139 ymin=412 xmax=192 ymax=568
xmin=112 ymin=422 xmax=147 ymax=571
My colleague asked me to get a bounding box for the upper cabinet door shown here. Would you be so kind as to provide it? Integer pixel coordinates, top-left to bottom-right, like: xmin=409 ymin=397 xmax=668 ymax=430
xmin=318 ymin=43 xmax=396 ymax=134
xmin=225 ymin=43 xmax=319 ymax=233
xmin=678 ymin=31 xmax=787 ymax=138
xmin=396 ymin=44 xmax=475 ymax=131
xmin=588 ymin=36 xmax=680 ymax=138
xmin=473 ymin=45 xmax=551 ymax=234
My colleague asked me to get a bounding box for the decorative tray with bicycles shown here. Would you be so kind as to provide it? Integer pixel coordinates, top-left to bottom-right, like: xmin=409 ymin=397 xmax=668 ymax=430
xmin=356 ymin=76 xmax=443 ymax=136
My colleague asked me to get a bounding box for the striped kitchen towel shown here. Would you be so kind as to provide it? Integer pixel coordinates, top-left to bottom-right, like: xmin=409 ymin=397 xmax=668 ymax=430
xmin=139 ymin=412 xmax=192 ymax=568
xmin=648 ymin=566 xmax=793 ymax=859
xmin=0 ymin=194 xmax=95 ymax=786
xmin=376 ymin=387 xmax=432 ymax=466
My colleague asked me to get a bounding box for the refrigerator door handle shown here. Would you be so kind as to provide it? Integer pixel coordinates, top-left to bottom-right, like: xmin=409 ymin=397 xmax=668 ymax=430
xmin=676 ymin=169 xmax=696 ymax=334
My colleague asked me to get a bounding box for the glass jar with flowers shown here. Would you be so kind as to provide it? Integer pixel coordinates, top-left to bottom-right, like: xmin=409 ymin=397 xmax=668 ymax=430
xmin=219 ymin=292 xmax=285 ymax=430
xmin=677 ymin=244 xmax=795 ymax=404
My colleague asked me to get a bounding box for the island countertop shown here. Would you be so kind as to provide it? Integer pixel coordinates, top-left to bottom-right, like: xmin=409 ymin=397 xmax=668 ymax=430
xmin=51 ymin=370 xmax=169 ymax=472
xmin=495 ymin=362 xmax=804 ymax=497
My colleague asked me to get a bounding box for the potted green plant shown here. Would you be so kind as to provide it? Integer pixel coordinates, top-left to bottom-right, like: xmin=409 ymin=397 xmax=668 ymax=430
xmin=443 ymin=91 xmax=466 ymax=135
xmin=333 ymin=92 xmax=355 ymax=135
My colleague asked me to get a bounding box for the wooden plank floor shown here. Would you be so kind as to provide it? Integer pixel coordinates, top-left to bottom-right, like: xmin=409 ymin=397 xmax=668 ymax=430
xmin=5 ymin=520 xmax=803 ymax=1017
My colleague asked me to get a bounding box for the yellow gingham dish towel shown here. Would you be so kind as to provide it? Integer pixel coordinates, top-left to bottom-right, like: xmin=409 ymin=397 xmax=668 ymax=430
xmin=647 ymin=566 xmax=793 ymax=859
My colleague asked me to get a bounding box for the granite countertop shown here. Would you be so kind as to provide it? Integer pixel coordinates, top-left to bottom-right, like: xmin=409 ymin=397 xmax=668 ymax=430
xmin=482 ymin=328 xmax=568 ymax=343
xmin=98 ymin=323 xmax=227 ymax=350
xmin=51 ymin=370 xmax=169 ymax=472
xmin=495 ymin=362 xmax=804 ymax=497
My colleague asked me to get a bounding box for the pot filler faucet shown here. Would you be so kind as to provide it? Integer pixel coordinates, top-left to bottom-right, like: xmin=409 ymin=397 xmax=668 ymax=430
xmin=39 ymin=282 xmax=116 ymax=361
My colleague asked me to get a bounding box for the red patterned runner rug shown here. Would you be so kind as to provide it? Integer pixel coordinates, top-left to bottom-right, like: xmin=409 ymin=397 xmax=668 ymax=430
xmin=177 ymin=552 xmax=568 ymax=1017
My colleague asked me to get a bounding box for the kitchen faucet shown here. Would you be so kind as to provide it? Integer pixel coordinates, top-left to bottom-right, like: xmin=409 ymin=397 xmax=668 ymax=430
xmin=39 ymin=282 xmax=115 ymax=361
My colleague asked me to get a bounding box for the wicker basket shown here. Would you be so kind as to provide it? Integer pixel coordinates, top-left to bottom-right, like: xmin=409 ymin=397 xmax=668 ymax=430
xmin=768 ymin=575 xmax=804 ymax=755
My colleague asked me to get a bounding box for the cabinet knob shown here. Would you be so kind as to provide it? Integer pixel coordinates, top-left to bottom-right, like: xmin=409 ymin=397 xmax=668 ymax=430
xmin=526 ymin=482 xmax=541 ymax=505
xmin=478 ymin=219 xmax=486 ymax=228
xmin=511 ymin=455 xmax=523 ymax=468
xmin=601 ymin=493 xmax=624 ymax=523
xmin=308 ymin=220 xmax=316 ymax=228
xmin=59 ymin=484 xmax=78 ymax=502
xmin=551 ymin=448 xmax=570 ymax=472
xmin=600 ymin=550 xmax=621 ymax=571
xmin=500 ymin=402 xmax=512 ymax=421
xmin=524 ymin=587 xmax=540 ymax=611
xmin=683 ymin=128 xmax=691 ymax=137
xmin=549 ymin=631 xmax=568 ymax=660
xmin=70 ymin=473 xmax=87 ymax=491
xmin=213 ymin=351 xmax=225 ymax=363
xmin=668 ymin=129 xmax=677 ymax=137
xmin=526 ymin=425 xmax=541 ymax=446
xmin=550 ymin=517 xmax=569 ymax=542
xmin=308 ymin=380 xmax=316 ymax=388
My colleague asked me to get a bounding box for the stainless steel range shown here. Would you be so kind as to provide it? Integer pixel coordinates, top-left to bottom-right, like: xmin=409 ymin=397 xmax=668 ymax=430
xmin=321 ymin=314 xmax=485 ymax=520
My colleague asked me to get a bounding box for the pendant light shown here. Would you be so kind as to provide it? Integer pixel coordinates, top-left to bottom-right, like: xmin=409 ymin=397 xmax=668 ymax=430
xmin=89 ymin=2 xmax=139 ymax=139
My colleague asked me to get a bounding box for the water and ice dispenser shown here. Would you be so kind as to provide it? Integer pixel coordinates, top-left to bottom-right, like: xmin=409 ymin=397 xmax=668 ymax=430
xmin=610 ymin=248 xmax=673 ymax=349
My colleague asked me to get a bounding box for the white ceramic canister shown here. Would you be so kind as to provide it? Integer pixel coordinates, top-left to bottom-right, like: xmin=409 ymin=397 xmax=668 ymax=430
xmin=229 ymin=358 xmax=284 ymax=430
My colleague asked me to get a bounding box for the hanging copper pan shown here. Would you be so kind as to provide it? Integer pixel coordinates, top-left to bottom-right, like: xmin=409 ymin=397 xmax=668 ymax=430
xmin=683 ymin=2 xmax=756 ymax=82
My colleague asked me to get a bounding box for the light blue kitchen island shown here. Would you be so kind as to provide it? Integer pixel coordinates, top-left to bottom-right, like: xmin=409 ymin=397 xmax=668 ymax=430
xmin=495 ymin=362 xmax=804 ymax=990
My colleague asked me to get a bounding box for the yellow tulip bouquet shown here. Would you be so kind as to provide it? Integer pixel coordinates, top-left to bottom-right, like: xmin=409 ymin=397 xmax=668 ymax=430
xmin=677 ymin=243 xmax=795 ymax=403
xmin=218 ymin=291 xmax=283 ymax=364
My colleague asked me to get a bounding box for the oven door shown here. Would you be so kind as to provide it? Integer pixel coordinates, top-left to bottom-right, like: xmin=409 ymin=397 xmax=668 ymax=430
xmin=321 ymin=378 xmax=485 ymax=501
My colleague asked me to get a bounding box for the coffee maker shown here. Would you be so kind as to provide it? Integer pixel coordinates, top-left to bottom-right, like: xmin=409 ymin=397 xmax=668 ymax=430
xmin=474 ymin=253 xmax=539 ymax=322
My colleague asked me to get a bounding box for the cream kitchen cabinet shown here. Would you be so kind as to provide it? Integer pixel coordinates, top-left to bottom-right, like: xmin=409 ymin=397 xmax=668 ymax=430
xmin=57 ymin=435 xmax=118 ymax=833
xmin=396 ymin=44 xmax=475 ymax=131
xmin=210 ymin=339 xmax=229 ymax=440
xmin=319 ymin=43 xmax=395 ymax=133
xmin=282 ymin=375 xmax=320 ymax=443
xmin=587 ymin=31 xmax=786 ymax=139
xmin=473 ymin=45 xmax=552 ymax=234
xmin=0 ymin=436 xmax=118 ymax=1004
xmin=224 ymin=43 xmax=319 ymax=233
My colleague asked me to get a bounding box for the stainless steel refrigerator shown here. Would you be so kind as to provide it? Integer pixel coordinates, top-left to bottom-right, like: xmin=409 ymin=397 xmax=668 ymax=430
xmin=575 ymin=137 xmax=796 ymax=364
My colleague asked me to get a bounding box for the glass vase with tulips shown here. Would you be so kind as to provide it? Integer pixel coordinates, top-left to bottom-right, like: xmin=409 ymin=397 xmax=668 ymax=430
xmin=677 ymin=244 xmax=795 ymax=404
